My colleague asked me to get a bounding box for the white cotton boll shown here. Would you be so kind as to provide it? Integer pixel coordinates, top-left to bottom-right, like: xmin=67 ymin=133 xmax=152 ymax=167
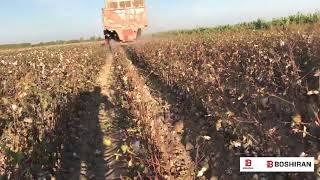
xmin=132 ymin=140 xmax=140 ymax=152
xmin=11 ymin=104 xmax=18 ymax=111
xmin=300 ymin=152 xmax=307 ymax=157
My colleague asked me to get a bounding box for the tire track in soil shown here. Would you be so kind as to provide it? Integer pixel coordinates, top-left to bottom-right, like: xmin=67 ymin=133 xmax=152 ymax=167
xmin=96 ymin=52 xmax=129 ymax=180
xmin=57 ymin=52 xmax=129 ymax=180
xmin=113 ymin=46 xmax=196 ymax=179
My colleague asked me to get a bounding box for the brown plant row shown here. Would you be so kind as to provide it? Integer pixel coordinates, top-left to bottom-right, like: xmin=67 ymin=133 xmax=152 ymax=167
xmin=0 ymin=44 xmax=107 ymax=178
xmin=124 ymin=24 xmax=320 ymax=179
xmin=112 ymin=46 xmax=195 ymax=179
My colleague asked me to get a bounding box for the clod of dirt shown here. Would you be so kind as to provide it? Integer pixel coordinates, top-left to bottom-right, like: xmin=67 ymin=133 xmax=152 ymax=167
xmin=174 ymin=120 xmax=184 ymax=133
xmin=260 ymin=97 xmax=269 ymax=108
xmin=185 ymin=142 xmax=194 ymax=151
xmin=210 ymin=176 xmax=218 ymax=180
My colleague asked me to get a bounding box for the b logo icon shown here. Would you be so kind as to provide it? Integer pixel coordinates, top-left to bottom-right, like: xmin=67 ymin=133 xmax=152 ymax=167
xmin=267 ymin=161 xmax=273 ymax=168
xmin=245 ymin=159 xmax=252 ymax=167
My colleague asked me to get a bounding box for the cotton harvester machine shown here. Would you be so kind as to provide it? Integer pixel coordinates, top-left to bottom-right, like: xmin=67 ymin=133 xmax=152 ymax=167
xmin=102 ymin=0 xmax=148 ymax=44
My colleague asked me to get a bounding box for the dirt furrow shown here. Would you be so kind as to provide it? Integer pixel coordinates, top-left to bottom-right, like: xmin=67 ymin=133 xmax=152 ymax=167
xmin=112 ymin=45 xmax=195 ymax=179
xmin=56 ymin=52 xmax=130 ymax=179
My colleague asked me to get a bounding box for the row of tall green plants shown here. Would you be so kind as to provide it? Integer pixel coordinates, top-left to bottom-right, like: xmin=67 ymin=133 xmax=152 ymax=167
xmin=163 ymin=12 xmax=320 ymax=35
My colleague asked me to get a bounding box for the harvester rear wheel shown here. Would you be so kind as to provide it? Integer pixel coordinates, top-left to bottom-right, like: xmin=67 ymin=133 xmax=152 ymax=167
xmin=136 ymin=29 xmax=142 ymax=39
xmin=104 ymin=29 xmax=119 ymax=41
xmin=111 ymin=31 xmax=120 ymax=42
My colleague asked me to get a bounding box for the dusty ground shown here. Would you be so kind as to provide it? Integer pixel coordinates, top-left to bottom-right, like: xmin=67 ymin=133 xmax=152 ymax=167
xmin=56 ymin=52 xmax=130 ymax=180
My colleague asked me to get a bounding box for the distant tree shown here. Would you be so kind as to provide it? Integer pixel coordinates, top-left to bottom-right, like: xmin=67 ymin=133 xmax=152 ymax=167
xmin=89 ymin=36 xmax=97 ymax=41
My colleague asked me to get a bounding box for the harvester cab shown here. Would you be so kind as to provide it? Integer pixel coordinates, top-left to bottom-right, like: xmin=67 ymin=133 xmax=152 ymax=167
xmin=102 ymin=0 xmax=148 ymax=44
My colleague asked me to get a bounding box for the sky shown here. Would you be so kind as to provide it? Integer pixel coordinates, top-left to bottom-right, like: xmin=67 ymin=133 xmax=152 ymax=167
xmin=0 ymin=0 xmax=319 ymax=44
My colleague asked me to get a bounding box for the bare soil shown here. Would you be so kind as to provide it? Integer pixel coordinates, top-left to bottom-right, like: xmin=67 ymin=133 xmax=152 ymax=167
xmin=56 ymin=53 xmax=129 ymax=179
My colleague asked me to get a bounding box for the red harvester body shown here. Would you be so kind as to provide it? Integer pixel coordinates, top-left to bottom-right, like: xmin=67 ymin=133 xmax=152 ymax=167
xmin=102 ymin=0 xmax=148 ymax=42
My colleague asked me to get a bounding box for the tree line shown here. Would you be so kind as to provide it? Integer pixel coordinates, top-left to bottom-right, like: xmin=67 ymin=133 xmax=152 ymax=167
xmin=0 ymin=36 xmax=104 ymax=50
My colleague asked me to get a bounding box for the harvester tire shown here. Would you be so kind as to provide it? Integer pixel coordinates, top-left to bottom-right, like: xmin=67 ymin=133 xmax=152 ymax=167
xmin=137 ymin=29 xmax=142 ymax=39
